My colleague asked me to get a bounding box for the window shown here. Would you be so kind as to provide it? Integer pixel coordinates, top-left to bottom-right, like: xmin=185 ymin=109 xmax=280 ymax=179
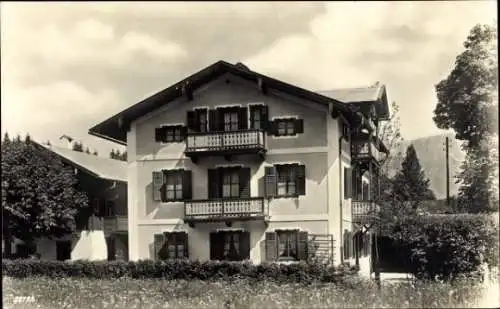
xmin=362 ymin=182 xmax=370 ymax=201
xmin=155 ymin=125 xmax=185 ymax=143
xmin=223 ymin=232 xmax=240 ymax=260
xmin=251 ymin=108 xmax=261 ymax=129
xmin=277 ymin=119 xmax=295 ymax=136
xmin=156 ymin=232 xmax=188 ymax=260
xmin=166 ymin=126 xmax=183 ymax=142
xmin=163 ymin=171 xmax=183 ymax=201
xmin=222 ymin=169 xmax=240 ymax=198
xmin=105 ymin=200 xmax=115 ymax=217
xmin=276 ymin=165 xmax=296 ymax=196
xmin=277 ymin=230 xmax=298 ymax=260
xmin=223 ymin=111 xmax=239 ymax=131
xmin=197 ymin=109 xmax=208 ymax=133
xmin=344 ymin=167 xmax=352 ymax=199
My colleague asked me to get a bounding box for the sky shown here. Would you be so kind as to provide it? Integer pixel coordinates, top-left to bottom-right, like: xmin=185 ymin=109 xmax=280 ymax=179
xmin=1 ymin=1 xmax=497 ymax=157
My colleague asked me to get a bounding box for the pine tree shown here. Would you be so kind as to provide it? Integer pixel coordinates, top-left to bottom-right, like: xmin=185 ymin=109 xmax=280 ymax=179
xmin=392 ymin=144 xmax=436 ymax=210
xmin=72 ymin=142 xmax=84 ymax=152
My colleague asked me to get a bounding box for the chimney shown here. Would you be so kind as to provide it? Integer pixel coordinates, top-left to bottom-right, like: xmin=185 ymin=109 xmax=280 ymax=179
xmin=59 ymin=135 xmax=75 ymax=149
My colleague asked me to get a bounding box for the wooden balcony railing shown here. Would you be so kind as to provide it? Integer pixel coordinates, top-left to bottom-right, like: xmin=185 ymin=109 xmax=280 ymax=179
xmin=86 ymin=215 xmax=128 ymax=233
xmin=351 ymin=140 xmax=382 ymax=162
xmin=184 ymin=197 xmax=267 ymax=223
xmin=352 ymin=200 xmax=380 ymax=223
xmin=185 ymin=130 xmax=266 ymax=156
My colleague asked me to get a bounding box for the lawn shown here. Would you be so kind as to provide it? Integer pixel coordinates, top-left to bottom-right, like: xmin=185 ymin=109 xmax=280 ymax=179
xmin=2 ymin=275 xmax=494 ymax=309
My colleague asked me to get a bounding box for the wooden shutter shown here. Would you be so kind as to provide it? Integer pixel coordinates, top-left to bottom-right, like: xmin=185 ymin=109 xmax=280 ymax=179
xmin=265 ymin=232 xmax=278 ymax=261
xmin=210 ymin=232 xmax=224 ymax=260
xmin=267 ymin=120 xmax=277 ymax=136
xmin=154 ymin=234 xmax=164 ymax=261
xmin=264 ymin=166 xmax=277 ymax=198
xmin=344 ymin=167 xmax=353 ymax=200
xmin=179 ymin=126 xmax=187 ymax=141
xmin=239 ymin=167 xmax=251 ymax=198
xmin=343 ymin=231 xmax=349 ymax=260
xmin=187 ymin=111 xmax=197 ymax=132
xmin=294 ymin=119 xmax=304 ymax=134
xmin=239 ymin=107 xmax=248 ymax=130
xmin=239 ymin=232 xmax=251 ymax=260
xmin=179 ymin=232 xmax=189 ymax=259
xmin=348 ymin=168 xmax=353 ymax=198
xmin=209 ymin=110 xmax=217 ymax=132
xmin=208 ymin=169 xmax=220 ymax=199
xmin=155 ymin=127 xmax=163 ymax=142
xmin=296 ymin=165 xmax=306 ymax=196
xmin=261 ymin=105 xmax=269 ymax=130
xmin=182 ymin=170 xmax=192 ymax=200
xmin=153 ymin=171 xmax=164 ymax=201
xmin=297 ymin=231 xmax=309 ymax=261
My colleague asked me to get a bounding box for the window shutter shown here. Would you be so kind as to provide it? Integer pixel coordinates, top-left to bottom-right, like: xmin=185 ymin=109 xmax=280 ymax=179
xmin=182 ymin=170 xmax=192 ymax=200
xmin=210 ymin=232 xmax=224 ymax=260
xmin=264 ymin=166 xmax=277 ymax=198
xmin=297 ymin=231 xmax=309 ymax=261
xmin=187 ymin=111 xmax=197 ymax=132
xmin=296 ymin=165 xmax=306 ymax=196
xmin=265 ymin=232 xmax=278 ymax=261
xmin=154 ymin=234 xmax=165 ymax=261
xmin=261 ymin=105 xmax=269 ymax=130
xmin=208 ymin=169 xmax=220 ymax=199
xmin=294 ymin=119 xmax=304 ymax=134
xmin=239 ymin=168 xmax=251 ymax=198
xmin=181 ymin=232 xmax=189 ymax=259
xmin=348 ymin=168 xmax=353 ymax=199
xmin=267 ymin=120 xmax=277 ymax=136
xmin=239 ymin=232 xmax=251 ymax=260
xmin=152 ymin=172 xmax=164 ymax=201
xmin=209 ymin=110 xmax=217 ymax=132
xmin=239 ymin=107 xmax=248 ymax=130
xmin=343 ymin=230 xmax=349 ymax=260
xmin=155 ymin=127 xmax=163 ymax=142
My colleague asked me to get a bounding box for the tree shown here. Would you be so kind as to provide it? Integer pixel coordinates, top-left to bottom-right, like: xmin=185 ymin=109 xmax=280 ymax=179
xmin=391 ymin=145 xmax=436 ymax=210
xmin=92 ymin=150 xmax=98 ymax=156
xmin=2 ymin=134 xmax=88 ymax=254
xmin=433 ymin=23 xmax=498 ymax=212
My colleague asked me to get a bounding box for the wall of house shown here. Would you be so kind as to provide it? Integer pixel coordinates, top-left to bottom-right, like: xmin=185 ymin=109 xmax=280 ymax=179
xmin=126 ymin=72 xmax=347 ymax=262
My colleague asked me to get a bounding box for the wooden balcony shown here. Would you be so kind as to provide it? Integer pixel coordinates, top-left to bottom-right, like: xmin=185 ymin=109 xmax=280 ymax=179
xmin=86 ymin=215 xmax=128 ymax=234
xmin=185 ymin=130 xmax=266 ymax=160
xmin=184 ymin=197 xmax=267 ymax=226
xmin=351 ymin=140 xmax=383 ymax=164
xmin=352 ymin=200 xmax=380 ymax=224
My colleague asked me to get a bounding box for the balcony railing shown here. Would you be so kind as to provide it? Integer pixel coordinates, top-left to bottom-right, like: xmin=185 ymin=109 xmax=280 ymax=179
xmin=185 ymin=130 xmax=266 ymax=156
xmin=184 ymin=197 xmax=267 ymax=223
xmin=351 ymin=140 xmax=382 ymax=162
xmin=86 ymin=215 xmax=128 ymax=233
xmin=352 ymin=200 xmax=380 ymax=223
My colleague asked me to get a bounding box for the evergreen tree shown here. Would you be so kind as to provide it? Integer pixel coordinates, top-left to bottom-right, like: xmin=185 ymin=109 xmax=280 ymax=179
xmin=72 ymin=142 xmax=84 ymax=152
xmin=392 ymin=144 xmax=436 ymax=210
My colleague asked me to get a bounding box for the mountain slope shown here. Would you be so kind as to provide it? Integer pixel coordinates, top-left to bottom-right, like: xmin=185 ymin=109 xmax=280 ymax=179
xmin=386 ymin=133 xmax=466 ymax=200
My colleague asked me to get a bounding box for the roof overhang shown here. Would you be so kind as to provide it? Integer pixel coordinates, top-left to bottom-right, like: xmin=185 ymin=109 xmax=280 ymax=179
xmin=89 ymin=60 xmax=360 ymax=145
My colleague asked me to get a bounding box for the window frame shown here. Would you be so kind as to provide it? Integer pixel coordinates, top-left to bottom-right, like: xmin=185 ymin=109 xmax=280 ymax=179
xmin=223 ymin=110 xmax=239 ymax=132
xmin=276 ymin=229 xmax=299 ymax=261
xmin=162 ymin=232 xmax=187 ymax=260
xmin=276 ymin=164 xmax=298 ymax=197
xmin=162 ymin=170 xmax=184 ymax=202
xmin=275 ymin=118 xmax=296 ymax=137
xmin=164 ymin=126 xmax=184 ymax=143
xmin=195 ymin=108 xmax=208 ymax=133
xmin=222 ymin=168 xmax=240 ymax=198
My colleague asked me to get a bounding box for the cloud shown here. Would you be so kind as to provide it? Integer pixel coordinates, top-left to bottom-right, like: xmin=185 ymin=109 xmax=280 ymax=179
xmin=245 ymin=1 xmax=497 ymax=138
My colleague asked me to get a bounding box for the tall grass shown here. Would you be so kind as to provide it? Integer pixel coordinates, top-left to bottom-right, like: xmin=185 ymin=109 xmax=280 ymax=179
xmin=2 ymin=275 xmax=491 ymax=309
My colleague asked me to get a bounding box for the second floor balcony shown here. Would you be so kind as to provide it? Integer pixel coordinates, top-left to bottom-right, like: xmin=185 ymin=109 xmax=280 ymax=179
xmin=185 ymin=129 xmax=266 ymax=160
xmin=184 ymin=197 xmax=267 ymax=227
xmin=351 ymin=139 xmax=384 ymax=164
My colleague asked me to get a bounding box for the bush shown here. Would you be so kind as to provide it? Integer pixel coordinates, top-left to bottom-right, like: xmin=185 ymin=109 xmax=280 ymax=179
xmin=383 ymin=213 xmax=499 ymax=281
xmin=2 ymin=259 xmax=358 ymax=284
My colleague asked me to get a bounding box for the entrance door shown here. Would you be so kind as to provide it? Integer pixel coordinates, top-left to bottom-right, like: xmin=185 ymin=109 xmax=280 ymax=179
xmin=56 ymin=241 xmax=72 ymax=261
xmin=210 ymin=231 xmax=250 ymax=261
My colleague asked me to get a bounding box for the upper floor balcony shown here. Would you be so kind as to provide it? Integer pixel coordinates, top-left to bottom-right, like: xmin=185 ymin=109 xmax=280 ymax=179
xmin=351 ymin=139 xmax=384 ymax=165
xmin=352 ymin=200 xmax=380 ymax=225
xmin=184 ymin=197 xmax=267 ymax=227
xmin=185 ymin=129 xmax=266 ymax=161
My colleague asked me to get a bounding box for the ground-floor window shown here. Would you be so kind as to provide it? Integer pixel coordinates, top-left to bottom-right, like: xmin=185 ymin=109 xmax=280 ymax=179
xmin=154 ymin=232 xmax=188 ymax=260
xmin=210 ymin=231 xmax=250 ymax=261
xmin=265 ymin=230 xmax=308 ymax=261
xmin=56 ymin=240 xmax=72 ymax=261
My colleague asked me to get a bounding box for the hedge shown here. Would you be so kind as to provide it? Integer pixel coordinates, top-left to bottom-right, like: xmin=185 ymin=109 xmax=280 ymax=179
xmin=382 ymin=213 xmax=499 ymax=281
xmin=2 ymin=259 xmax=359 ymax=284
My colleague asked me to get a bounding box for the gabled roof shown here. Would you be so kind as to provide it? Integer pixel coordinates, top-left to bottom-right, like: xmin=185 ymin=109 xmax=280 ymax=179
xmin=317 ymin=83 xmax=390 ymax=120
xmin=34 ymin=142 xmax=127 ymax=182
xmin=89 ymin=60 xmax=360 ymax=145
